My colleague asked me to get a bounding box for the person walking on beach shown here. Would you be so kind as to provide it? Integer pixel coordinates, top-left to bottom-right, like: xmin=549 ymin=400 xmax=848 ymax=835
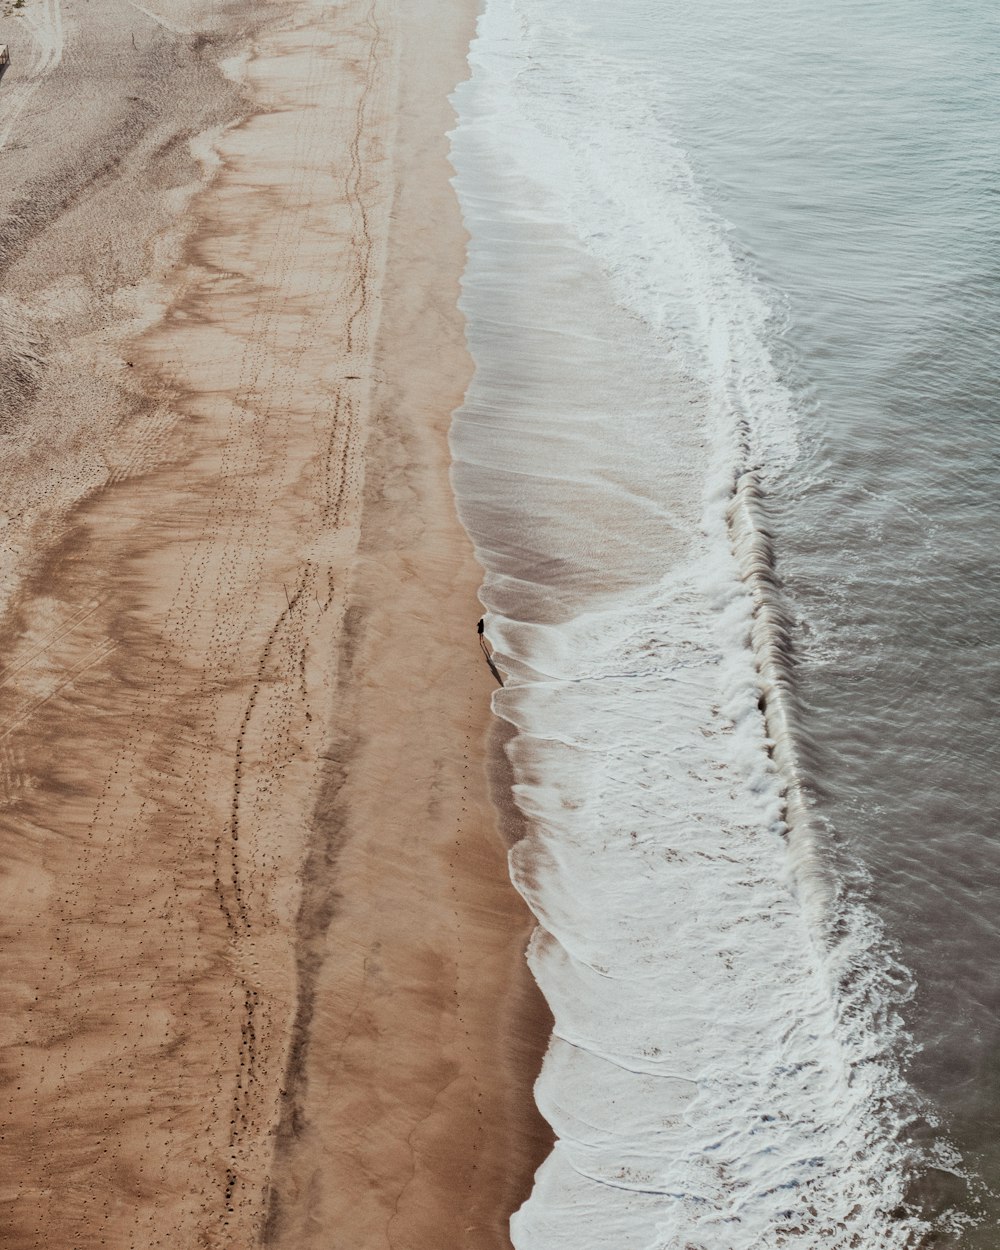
xmin=477 ymin=617 xmax=503 ymax=687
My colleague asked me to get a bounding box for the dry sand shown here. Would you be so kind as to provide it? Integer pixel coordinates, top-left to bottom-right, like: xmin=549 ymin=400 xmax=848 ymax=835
xmin=0 ymin=0 xmax=551 ymax=1246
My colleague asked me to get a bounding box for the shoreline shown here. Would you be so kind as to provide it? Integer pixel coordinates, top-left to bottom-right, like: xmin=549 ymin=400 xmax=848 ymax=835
xmin=0 ymin=0 xmax=550 ymax=1244
xmin=262 ymin=0 xmax=554 ymax=1242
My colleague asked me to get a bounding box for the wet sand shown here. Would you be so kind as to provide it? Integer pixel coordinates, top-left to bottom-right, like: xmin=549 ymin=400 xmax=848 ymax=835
xmin=0 ymin=0 xmax=551 ymax=1246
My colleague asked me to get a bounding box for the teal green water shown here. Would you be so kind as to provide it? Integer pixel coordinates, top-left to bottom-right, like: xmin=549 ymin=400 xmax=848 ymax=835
xmin=615 ymin=0 xmax=1000 ymax=1236
xmin=452 ymin=0 xmax=999 ymax=1240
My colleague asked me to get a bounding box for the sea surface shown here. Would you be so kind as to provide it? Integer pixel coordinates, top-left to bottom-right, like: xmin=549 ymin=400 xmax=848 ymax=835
xmin=449 ymin=1 xmax=1000 ymax=1245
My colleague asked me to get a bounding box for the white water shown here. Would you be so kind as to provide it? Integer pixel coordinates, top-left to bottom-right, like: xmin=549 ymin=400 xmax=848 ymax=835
xmin=449 ymin=1 xmax=928 ymax=1245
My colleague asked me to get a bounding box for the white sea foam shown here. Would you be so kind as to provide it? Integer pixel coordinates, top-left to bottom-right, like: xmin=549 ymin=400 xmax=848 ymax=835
xmin=449 ymin=1 xmax=926 ymax=1244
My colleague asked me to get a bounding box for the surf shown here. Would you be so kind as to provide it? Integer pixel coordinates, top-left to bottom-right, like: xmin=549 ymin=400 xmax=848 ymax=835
xmin=449 ymin=0 xmax=934 ymax=1244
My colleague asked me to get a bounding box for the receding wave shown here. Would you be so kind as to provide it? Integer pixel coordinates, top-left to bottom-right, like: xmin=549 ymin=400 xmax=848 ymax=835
xmin=449 ymin=1 xmax=929 ymax=1245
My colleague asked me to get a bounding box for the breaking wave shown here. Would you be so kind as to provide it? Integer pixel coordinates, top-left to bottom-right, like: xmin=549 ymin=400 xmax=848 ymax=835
xmin=449 ymin=1 xmax=931 ymax=1244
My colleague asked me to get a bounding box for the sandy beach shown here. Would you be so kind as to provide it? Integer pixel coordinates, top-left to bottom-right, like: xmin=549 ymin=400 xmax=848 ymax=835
xmin=0 ymin=0 xmax=550 ymax=1245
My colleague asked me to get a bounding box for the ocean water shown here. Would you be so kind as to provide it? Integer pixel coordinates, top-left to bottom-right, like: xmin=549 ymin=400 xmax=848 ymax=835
xmin=449 ymin=1 xmax=1000 ymax=1246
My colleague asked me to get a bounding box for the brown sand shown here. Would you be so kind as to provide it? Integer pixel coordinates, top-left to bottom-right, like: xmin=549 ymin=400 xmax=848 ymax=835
xmin=0 ymin=0 xmax=551 ymax=1246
